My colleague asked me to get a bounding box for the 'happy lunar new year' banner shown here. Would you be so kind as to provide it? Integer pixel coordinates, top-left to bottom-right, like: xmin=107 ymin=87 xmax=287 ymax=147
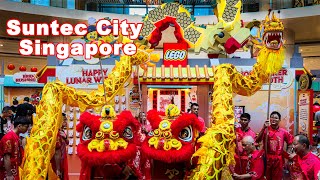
xmin=56 ymin=65 xmax=115 ymax=89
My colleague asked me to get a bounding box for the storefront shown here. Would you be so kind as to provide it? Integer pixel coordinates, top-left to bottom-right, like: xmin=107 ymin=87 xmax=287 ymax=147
xmin=139 ymin=64 xmax=214 ymax=127
xmin=4 ymin=72 xmax=44 ymax=107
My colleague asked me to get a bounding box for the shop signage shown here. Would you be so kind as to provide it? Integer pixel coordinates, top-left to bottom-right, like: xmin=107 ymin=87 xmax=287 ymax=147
xmin=56 ymin=65 xmax=114 ymax=89
xmin=297 ymin=90 xmax=313 ymax=137
xmin=163 ymin=43 xmax=188 ymax=67
xmin=236 ymin=67 xmax=294 ymax=91
xmin=13 ymin=72 xmax=37 ymax=84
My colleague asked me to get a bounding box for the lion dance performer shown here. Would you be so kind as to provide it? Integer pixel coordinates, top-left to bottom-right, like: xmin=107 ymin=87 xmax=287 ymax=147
xmin=76 ymin=105 xmax=140 ymax=179
xmin=141 ymin=104 xmax=204 ymax=179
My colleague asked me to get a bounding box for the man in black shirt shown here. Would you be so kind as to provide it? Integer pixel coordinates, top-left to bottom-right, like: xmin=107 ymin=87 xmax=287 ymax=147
xmin=15 ymin=97 xmax=35 ymax=118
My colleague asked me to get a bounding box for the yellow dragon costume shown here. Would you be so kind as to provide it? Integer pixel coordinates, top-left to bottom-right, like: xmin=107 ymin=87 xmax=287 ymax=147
xmin=20 ymin=1 xmax=285 ymax=179
xmin=189 ymin=12 xmax=285 ymax=180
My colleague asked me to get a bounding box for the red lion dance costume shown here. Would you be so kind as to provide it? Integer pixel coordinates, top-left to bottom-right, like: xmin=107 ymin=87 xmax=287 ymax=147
xmin=141 ymin=104 xmax=204 ymax=179
xmin=76 ymin=105 xmax=140 ymax=179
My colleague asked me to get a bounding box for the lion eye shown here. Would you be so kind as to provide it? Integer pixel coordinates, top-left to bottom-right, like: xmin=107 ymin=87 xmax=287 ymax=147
xmin=82 ymin=126 xmax=92 ymax=141
xmin=123 ymin=126 xmax=133 ymax=140
xmin=178 ymin=126 xmax=192 ymax=142
xmin=148 ymin=131 xmax=154 ymax=137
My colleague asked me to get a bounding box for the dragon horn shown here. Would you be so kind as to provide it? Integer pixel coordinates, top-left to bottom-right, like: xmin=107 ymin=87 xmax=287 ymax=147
xmin=271 ymin=12 xmax=280 ymax=22
xmin=265 ymin=13 xmax=270 ymax=22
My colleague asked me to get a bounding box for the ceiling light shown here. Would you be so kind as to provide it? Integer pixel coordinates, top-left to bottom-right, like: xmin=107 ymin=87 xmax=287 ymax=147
xmin=0 ymin=44 xmax=3 ymax=47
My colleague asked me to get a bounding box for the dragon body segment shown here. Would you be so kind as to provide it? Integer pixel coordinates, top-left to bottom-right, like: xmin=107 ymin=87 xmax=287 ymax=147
xmin=141 ymin=0 xmax=250 ymax=57
xmin=189 ymin=12 xmax=286 ymax=180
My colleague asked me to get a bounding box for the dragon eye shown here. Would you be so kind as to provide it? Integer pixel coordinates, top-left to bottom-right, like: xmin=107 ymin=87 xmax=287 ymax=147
xmin=178 ymin=126 xmax=192 ymax=142
xmin=218 ymin=32 xmax=224 ymax=38
xmin=82 ymin=126 xmax=92 ymax=141
xmin=123 ymin=126 xmax=133 ymax=139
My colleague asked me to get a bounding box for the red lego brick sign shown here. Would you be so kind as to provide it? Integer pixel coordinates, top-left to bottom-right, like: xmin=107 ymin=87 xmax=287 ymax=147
xmin=163 ymin=43 xmax=188 ymax=67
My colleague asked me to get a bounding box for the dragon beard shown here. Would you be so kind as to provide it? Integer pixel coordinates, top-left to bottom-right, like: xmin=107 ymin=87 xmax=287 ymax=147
xmin=257 ymin=46 xmax=285 ymax=75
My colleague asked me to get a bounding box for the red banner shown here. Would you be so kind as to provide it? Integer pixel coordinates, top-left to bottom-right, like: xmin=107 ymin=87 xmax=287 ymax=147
xmin=163 ymin=43 xmax=188 ymax=67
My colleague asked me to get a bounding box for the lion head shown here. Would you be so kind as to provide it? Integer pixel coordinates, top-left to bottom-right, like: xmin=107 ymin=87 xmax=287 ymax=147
xmin=76 ymin=105 xmax=140 ymax=166
xmin=142 ymin=104 xmax=204 ymax=163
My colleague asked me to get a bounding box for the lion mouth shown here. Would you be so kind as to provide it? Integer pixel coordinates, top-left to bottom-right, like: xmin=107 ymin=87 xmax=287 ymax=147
xmin=264 ymin=31 xmax=283 ymax=49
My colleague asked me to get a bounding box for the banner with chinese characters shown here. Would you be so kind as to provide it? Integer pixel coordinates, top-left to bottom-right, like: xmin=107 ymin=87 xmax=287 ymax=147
xmin=298 ymin=90 xmax=313 ymax=139
xmin=163 ymin=43 xmax=188 ymax=67
xmin=13 ymin=72 xmax=38 ymax=84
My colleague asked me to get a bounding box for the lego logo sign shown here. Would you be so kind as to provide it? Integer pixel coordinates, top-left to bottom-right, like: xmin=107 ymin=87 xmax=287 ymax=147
xmin=163 ymin=43 xmax=188 ymax=67
xmin=164 ymin=50 xmax=187 ymax=60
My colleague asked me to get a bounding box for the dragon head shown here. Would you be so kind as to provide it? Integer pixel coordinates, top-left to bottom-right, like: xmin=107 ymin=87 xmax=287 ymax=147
xmin=142 ymin=104 xmax=204 ymax=163
xmin=76 ymin=106 xmax=140 ymax=166
xmin=256 ymin=12 xmax=286 ymax=74
xmin=262 ymin=12 xmax=284 ymax=50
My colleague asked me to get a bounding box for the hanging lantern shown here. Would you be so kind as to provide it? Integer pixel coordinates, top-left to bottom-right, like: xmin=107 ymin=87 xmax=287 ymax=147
xmin=7 ymin=64 xmax=15 ymax=70
xmin=19 ymin=66 xmax=27 ymax=71
xmin=30 ymin=67 xmax=38 ymax=72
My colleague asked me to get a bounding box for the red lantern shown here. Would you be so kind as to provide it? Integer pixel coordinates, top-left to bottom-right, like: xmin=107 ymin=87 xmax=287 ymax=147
xmin=19 ymin=66 xmax=27 ymax=71
xmin=7 ymin=64 xmax=15 ymax=70
xmin=30 ymin=67 xmax=38 ymax=72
